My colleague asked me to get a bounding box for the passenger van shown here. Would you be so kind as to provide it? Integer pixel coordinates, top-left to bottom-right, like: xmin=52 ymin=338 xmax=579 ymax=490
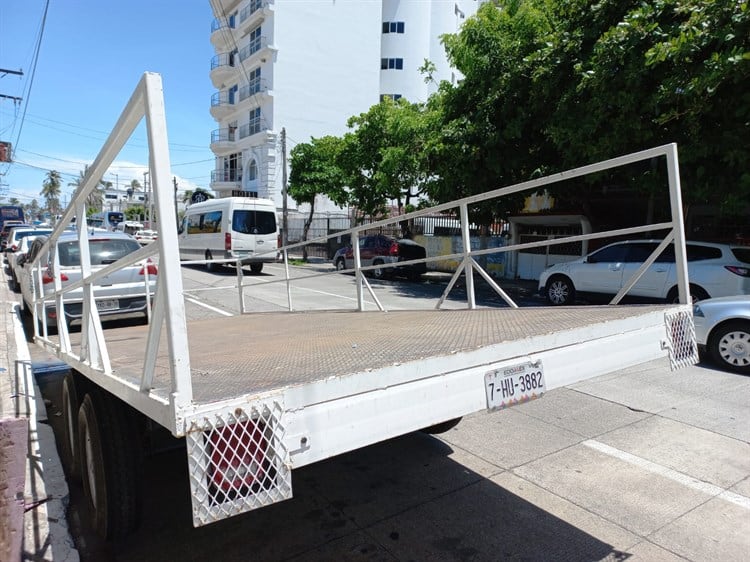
xmin=178 ymin=197 xmax=278 ymax=273
xmin=116 ymin=220 xmax=145 ymax=236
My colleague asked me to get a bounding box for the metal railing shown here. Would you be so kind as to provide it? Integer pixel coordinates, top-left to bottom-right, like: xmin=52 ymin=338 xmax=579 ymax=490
xmin=26 ymin=73 xmax=691 ymax=438
xmin=239 ymin=0 xmax=267 ymax=24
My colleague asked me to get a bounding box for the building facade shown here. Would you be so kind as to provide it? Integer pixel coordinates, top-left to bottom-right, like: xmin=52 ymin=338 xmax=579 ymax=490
xmin=208 ymin=0 xmax=478 ymax=212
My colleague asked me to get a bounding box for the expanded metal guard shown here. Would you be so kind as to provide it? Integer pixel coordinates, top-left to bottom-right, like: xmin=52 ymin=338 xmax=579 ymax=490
xmin=185 ymin=402 xmax=292 ymax=526
xmin=664 ymin=310 xmax=699 ymax=370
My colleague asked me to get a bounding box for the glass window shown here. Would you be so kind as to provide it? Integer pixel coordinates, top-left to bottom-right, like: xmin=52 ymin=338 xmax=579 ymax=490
xmin=731 ymin=248 xmax=750 ymax=264
xmin=232 ymin=210 xmax=276 ymax=235
xmin=58 ymin=238 xmax=141 ymax=267
xmin=588 ymin=244 xmax=627 ymax=264
xmin=381 ymin=58 xmax=404 ymax=70
xmin=686 ymin=244 xmax=722 ymax=261
xmin=382 ymin=21 xmax=405 ymax=33
xmin=624 ymin=243 xmax=659 ymax=262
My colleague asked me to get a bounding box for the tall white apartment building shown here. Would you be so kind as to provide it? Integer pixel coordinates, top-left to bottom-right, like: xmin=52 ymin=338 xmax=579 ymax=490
xmin=208 ymin=0 xmax=478 ymax=211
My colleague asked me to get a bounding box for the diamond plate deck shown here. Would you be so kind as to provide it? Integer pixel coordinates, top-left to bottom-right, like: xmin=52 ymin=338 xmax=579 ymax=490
xmin=75 ymin=305 xmax=672 ymax=406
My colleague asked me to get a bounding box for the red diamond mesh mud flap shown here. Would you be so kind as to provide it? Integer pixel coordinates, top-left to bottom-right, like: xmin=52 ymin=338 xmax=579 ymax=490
xmin=185 ymin=401 xmax=292 ymax=526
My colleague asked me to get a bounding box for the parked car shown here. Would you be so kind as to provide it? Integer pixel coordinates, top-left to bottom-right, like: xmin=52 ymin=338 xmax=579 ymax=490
xmin=693 ymin=296 xmax=750 ymax=374
xmin=3 ymin=225 xmax=53 ymax=258
xmin=332 ymin=234 xmax=427 ymax=280
xmin=539 ymin=240 xmax=750 ymax=305
xmin=133 ymin=229 xmax=158 ymax=245
xmin=0 ymin=221 xmax=31 ymax=252
xmin=8 ymin=234 xmax=43 ymax=292
xmin=19 ymin=231 xmax=157 ymax=329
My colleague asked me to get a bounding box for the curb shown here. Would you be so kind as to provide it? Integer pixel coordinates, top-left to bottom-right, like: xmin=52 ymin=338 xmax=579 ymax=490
xmin=1 ymin=288 xmax=79 ymax=560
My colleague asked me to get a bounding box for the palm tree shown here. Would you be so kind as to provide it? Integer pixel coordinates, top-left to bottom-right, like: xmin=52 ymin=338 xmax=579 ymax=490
xmin=126 ymin=179 xmax=142 ymax=200
xmin=41 ymin=170 xmax=62 ymax=216
xmin=182 ymin=187 xmax=214 ymax=205
xmin=69 ymin=165 xmax=105 ymax=211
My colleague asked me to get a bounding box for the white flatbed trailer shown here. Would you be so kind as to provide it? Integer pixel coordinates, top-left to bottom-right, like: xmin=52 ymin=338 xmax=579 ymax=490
xmin=26 ymin=74 xmax=697 ymax=539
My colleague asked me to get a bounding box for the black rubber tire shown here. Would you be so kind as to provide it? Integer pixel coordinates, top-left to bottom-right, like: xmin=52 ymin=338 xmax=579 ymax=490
xmin=250 ymin=263 xmax=263 ymax=274
xmin=335 ymin=258 xmax=346 ymax=272
xmin=205 ymin=250 xmax=216 ymax=272
xmin=421 ymin=417 xmax=462 ymax=434
xmin=371 ymin=259 xmax=385 ymax=279
xmin=61 ymin=372 xmax=88 ymax=482
xmin=666 ymin=284 xmax=710 ymax=304
xmin=9 ymin=274 xmax=18 ymax=292
xmin=708 ymin=320 xmax=750 ymax=374
xmin=78 ymin=389 xmax=143 ymax=541
xmin=545 ymin=275 xmax=575 ymax=305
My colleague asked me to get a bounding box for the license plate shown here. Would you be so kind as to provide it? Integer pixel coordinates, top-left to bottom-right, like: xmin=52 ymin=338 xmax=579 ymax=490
xmin=485 ymin=361 xmax=545 ymax=411
xmin=96 ymin=299 xmax=119 ymax=311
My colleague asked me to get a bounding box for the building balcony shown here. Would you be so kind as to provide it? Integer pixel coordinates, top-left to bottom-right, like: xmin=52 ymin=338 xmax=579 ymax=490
xmin=236 ymin=77 xmax=271 ymax=109
xmin=210 ymin=17 xmax=235 ymax=50
xmin=210 ymin=90 xmax=236 ymax=120
xmin=238 ymin=36 xmax=276 ymax=67
xmin=210 ymin=169 xmax=243 ymax=191
xmin=238 ymin=119 xmax=267 ymax=140
xmin=210 ymin=128 xmax=239 ymax=155
xmin=210 ymin=53 xmax=237 ymax=88
xmin=237 ymin=0 xmax=273 ymax=35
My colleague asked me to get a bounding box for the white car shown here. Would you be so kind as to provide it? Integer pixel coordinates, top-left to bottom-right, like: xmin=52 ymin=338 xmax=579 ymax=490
xmin=693 ymin=296 xmax=750 ymax=374
xmin=19 ymin=231 xmax=157 ymax=329
xmin=8 ymin=235 xmax=43 ymax=292
xmin=539 ymin=240 xmax=750 ymax=305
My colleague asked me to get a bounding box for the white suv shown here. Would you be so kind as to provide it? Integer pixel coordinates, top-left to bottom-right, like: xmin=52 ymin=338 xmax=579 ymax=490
xmin=539 ymin=240 xmax=750 ymax=305
xmin=19 ymin=231 xmax=157 ymax=329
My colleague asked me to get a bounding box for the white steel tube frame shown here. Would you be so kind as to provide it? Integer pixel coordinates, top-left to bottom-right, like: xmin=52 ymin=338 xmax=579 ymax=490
xmin=27 ymin=72 xmax=690 ymax=438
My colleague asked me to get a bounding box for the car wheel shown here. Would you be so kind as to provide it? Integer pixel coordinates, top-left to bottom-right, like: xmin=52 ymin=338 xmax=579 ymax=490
xmin=205 ymin=250 xmax=216 ymax=273
xmin=667 ymin=284 xmax=710 ymax=304
xmin=335 ymin=257 xmax=346 ymax=272
xmin=545 ymin=275 xmax=575 ymax=305
xmin=708 ymin=320 xmax=750 ymax=374
xmin=371 ymin=259 xmax=385 ymax=279
xmin=250 ymin=263 xmax=263 ymax=274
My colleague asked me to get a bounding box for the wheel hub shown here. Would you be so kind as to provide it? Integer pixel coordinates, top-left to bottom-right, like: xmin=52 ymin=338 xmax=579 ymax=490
xmin=720 ymin=332 xmax=749 ymax=366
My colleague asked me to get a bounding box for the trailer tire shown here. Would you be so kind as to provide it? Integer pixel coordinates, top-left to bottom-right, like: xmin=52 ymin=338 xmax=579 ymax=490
xmin=78 ymin=389 xmax=143 ymax=541
xmin=421 ymin=417 xmax=462 ymax=434
xmin=61 ymin=372 xmax=88 ymax=482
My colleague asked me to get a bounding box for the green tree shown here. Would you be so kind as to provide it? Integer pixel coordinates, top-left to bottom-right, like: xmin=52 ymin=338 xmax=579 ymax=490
xmin=289 ymin=135 xmax=348 ymax=259
xmin=182 ymin=187 xmax=214 ymax=205
xmin=340 ymin=99 xmax=435 ymax=223
xmin=69 ymin=165 xmax=105 ymax=212
xmin=41 ymin=170 xmax=62 ymax=216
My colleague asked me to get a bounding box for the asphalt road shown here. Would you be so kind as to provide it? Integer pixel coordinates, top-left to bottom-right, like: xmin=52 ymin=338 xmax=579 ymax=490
xmin=20 ymin=262 xmax=750 ymax=561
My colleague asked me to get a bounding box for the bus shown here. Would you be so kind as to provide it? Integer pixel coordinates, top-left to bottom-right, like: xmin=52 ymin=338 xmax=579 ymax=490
xmin=177 ymin=196 xmax=278 ymax=273
xmin=87 ymin=211 xmax=124 ymax=231
xmin=0 ymin=205 xmax=25 ymax=231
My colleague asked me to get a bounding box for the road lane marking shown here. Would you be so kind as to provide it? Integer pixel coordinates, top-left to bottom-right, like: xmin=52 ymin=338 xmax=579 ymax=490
xmin=184 ymin=296 xmax=234 ymax=317
xmin=583 ymin=439 xmax=750 ymax=511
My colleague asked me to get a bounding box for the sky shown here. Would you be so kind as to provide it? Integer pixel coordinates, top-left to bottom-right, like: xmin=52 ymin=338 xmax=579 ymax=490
xmin=0 ymin=0 xmax=218 ymax=207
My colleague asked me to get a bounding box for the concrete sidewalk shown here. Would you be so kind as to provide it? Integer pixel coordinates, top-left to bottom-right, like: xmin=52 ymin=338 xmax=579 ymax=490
xmin=0 ymin=283 xmax=79 ymax=561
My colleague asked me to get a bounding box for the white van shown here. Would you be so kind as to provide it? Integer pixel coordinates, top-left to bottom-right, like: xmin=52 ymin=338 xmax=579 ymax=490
xmin=178 ymin=197 xmax=278 ymax=273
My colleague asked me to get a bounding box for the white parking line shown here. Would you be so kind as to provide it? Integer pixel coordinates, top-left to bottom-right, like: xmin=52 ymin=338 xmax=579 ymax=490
xmin=184 ymin=296 xmax=234 ymax=317
xmin=583 ymin=439 xmax=750 ymax=511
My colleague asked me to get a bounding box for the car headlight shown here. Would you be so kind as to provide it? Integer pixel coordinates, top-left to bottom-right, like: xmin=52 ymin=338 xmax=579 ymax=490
xmin=692 ymin=304 xmax=704 ymax=317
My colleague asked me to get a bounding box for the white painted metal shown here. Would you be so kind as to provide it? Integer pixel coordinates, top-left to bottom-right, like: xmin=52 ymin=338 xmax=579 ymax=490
xmin=23 ymin=73 xmax=696 ymax=528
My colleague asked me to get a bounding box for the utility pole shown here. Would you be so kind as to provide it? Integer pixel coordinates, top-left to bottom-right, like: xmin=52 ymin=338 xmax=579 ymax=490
xmin=281 ymin=127 xmax=288 ymax=247
xmin=173 ymin=176 xmax=179 ymax=229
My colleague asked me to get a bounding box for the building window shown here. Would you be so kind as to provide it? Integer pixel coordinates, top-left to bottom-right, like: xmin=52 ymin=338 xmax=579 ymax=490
xmin=382 ymin=21 xmax=405 ymax=33
xmin=380 ymin=94 xmax=402 ymax=102
xmin=240 ymin=107 xmax=262 ymax=138
xmin=380 ymin=58 xmax=404 ymax=70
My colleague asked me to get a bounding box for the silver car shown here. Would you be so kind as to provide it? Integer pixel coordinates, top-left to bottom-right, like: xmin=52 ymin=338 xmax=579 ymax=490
xmin=693 ymin=296 xmax=750 ymax=374
xmin=19 ymin=231 xmax=157 ymax=329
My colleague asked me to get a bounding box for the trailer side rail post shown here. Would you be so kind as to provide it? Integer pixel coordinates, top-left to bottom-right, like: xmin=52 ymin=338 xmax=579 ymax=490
xmin=459 ymin=203 xmax=476 ymax=309
xmin=353 ymin=230 xmax=363 ymax=311
xmin=142 ymin=72 xmax=194 ymax=419
xmin=667 ymin=144 xmax=690 ymax=304
xmin=283 ymin=248 xmax=293 ymax=311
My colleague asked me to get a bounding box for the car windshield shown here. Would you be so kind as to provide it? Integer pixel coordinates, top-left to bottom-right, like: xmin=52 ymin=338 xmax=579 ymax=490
xmin=57 ymin=238 xmax=142 ymax=266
